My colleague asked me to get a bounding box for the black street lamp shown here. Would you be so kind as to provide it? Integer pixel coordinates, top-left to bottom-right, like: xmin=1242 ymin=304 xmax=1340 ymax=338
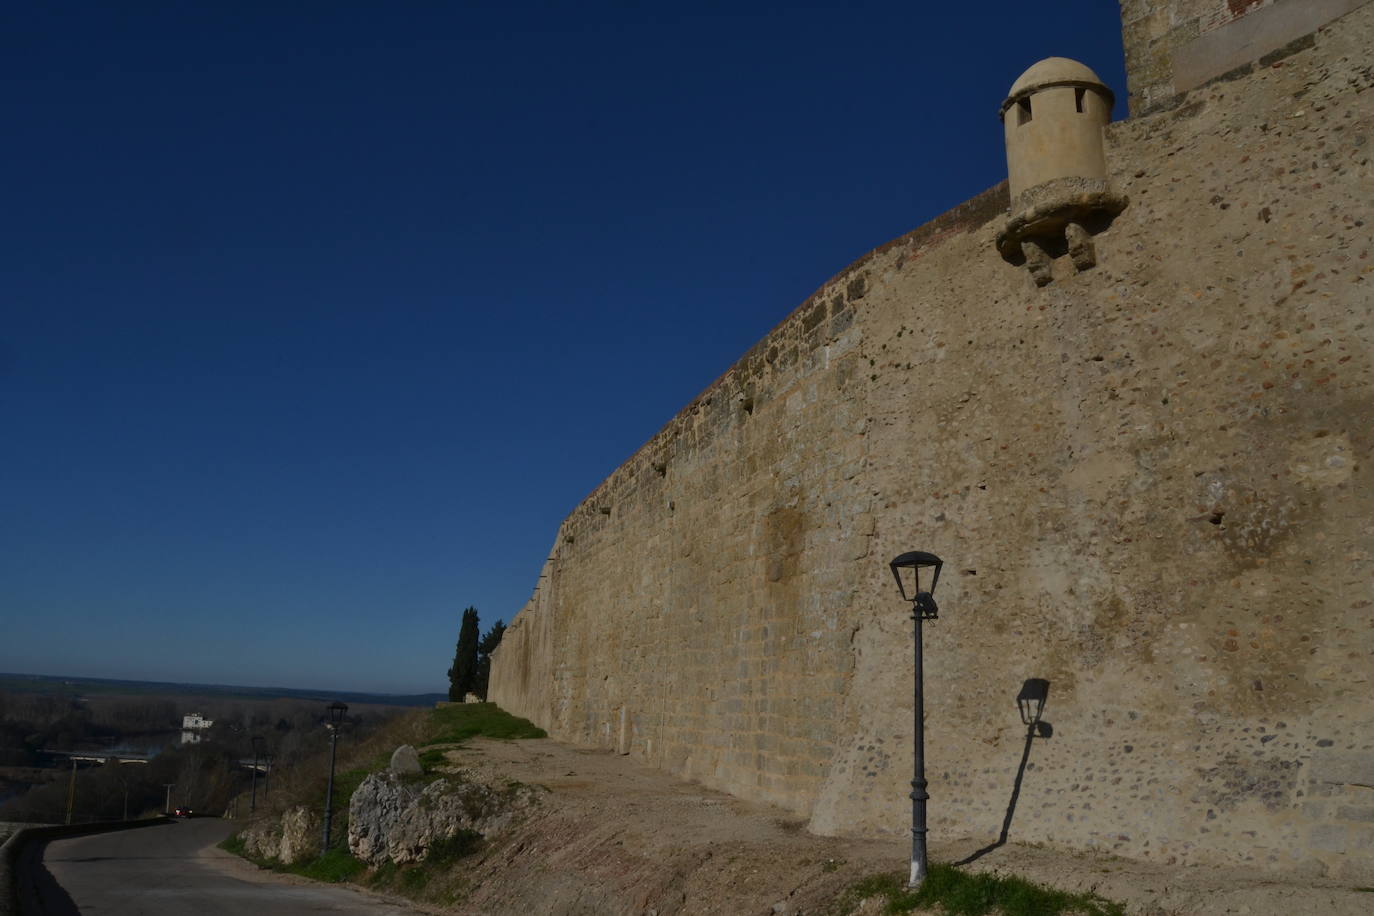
xmin=889 ymin=550 xmax=944 ymax=889
xmin=250 ymin=736 xmax=265 ymax=814
xmin=321 ymin=701 xmax=348 ymax=855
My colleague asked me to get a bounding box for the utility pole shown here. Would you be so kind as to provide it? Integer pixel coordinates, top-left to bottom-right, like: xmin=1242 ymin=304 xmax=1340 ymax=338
xmin=250 ymin=736 xmax=264 ymax=814
xmin=163 ymin=783 xmax=175 ymax=815
xmin=65 ymin=758 xmax=77 ymax=825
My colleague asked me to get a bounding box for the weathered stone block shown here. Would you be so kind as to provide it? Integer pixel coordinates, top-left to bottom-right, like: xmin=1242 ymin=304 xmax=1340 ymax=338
xmin=1310 ymin=824 xmax=1350 ymax=853
xmin=390 ymin=744 xmax=422 ymax=775
xmin=1338 ymin=806 xmax=1374 ymax=823
xmin=1309 ymin=752 xmax=1374 ymax=787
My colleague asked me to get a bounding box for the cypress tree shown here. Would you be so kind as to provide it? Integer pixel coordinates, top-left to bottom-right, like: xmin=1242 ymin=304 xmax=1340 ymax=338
xmin=447 ymin=607 xmax=480 ymax=701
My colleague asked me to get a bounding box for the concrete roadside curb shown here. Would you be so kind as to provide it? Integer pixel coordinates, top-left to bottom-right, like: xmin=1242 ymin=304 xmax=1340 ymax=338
xmin=0 ymin=817 xmax=170 ymax=915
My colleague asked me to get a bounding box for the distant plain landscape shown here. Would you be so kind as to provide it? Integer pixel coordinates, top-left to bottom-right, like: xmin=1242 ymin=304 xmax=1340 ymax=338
xmin=0 ymin=671 xmax=446 ymax=708
xmin=0 ymin=671 xmax=427 ymax=825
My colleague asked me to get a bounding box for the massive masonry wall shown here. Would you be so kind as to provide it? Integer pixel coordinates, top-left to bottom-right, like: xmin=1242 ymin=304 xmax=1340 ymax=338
xmin=1121 ymin=0 xmax=1372 ymax=114
xmin=491 ymin=5 xmax=1374 ymax=879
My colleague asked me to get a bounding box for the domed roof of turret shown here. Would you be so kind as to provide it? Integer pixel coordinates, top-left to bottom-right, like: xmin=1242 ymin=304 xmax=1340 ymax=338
xmin=1005 ymin=57 xmax=1108 ymax=101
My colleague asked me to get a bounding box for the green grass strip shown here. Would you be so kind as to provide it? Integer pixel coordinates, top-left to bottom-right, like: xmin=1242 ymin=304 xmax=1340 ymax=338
xmin=218 ymin=833 xmax=364 ymax=883
xmin=844 ymin=864 xmax=1125 ymax=916
xmin=427 ymin=702 xmax=547 ymax=744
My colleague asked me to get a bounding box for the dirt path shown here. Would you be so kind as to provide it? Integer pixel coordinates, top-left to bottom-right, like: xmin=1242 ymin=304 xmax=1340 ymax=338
xmin=425 ymin=738 xmax=1372 ymax=915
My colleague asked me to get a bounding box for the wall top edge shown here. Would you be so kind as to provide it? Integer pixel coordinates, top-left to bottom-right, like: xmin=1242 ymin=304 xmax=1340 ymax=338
xmin=553 ymin=179 xmax=1011 ymax=534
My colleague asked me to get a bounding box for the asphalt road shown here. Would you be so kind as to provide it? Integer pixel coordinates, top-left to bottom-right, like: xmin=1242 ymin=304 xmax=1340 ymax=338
xmin=38 ymin=818 xmax=426 ymax=914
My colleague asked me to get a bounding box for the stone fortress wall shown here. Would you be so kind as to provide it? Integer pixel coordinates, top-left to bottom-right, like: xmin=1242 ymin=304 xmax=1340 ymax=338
xmin=491 ymin=0 xmax=1374 ymax=879
xmin=1122 ymin=0 xmax=1372 ymax=114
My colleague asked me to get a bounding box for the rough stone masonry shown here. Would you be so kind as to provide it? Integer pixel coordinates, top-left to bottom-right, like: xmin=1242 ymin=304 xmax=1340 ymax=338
xmin=491 ymin=0 xmax=1374 ymax=881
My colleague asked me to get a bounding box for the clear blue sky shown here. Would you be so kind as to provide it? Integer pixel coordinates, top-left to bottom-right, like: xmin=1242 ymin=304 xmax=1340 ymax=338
xmin=2 ymin=2 xmax=1126 ymax=694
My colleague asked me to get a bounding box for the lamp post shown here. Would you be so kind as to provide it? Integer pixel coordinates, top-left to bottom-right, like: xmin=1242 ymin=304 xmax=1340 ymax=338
xmin=250 ymin=736 xmax=265 ymax=813
xmin=321 ymin=701 xmax=348 ymax=855
xmin=889 ymin=550 xmax=944 ymax=889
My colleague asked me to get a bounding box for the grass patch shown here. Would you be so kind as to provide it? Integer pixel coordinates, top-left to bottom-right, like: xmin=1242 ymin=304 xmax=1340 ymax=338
xmin=218 ymin=833 xmax=246 ymax=856
xmin=841 ymin=865 xmax=1124 ymax=916
xmin=424 ymin=828 xmax=482 ymax=863
xmin=418 ymin=747 xmax=448 ymax=771
xmin=219 ymin=831 xmax=364 ymax=883
xmin=295 ymin=848 xmax=366 ymax=883
xmin=427 ymin=702 xmax=546 ymax=744
xmin=363 ymin=830 xmax=482 ymax=899
xmin=388 ymin=704 xmax=545 ymax=773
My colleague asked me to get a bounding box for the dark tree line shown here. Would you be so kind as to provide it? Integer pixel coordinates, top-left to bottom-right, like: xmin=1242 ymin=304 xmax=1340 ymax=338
xmin=447 ymin=607 xmax=505 ymax=701
xmin=0 ymin=742 xmax=242 ymax=824
xmin=0 ymin=692 xmax=411 ymax=823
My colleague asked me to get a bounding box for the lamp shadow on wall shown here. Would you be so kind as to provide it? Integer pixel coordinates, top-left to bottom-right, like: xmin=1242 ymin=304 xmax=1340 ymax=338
xmin=954 ymin=677 xmax=1052 ymax=867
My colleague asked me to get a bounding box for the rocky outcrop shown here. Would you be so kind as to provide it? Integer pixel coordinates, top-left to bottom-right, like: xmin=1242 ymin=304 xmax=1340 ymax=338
xmin=237 ymin=817 xmax=280 ymax=861
xmin=346 ymin=771 xmax=424 ymax=863
xmin=279 ymin=805 xmax=320 ymax=863
xmin=347 ymin=770 xmax=540 ymax=865
xmin=237 ymin=805 xmax=319 ymax=865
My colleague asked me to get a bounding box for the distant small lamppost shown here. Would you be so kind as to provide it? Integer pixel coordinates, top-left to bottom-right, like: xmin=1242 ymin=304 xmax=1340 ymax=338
xmin=321 ymin=701 xmax=349 ymax=854
xmin=65 ymin=757 xmax=78 ymax=825
xmin=889 ymin=550 xmax=944 ymax=889
xmin=250 ymin=735 xmax=265 ymax=814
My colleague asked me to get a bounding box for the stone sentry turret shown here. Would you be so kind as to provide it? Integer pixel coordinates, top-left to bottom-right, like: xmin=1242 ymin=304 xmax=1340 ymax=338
xmin=996 ymin=57 xmax=1128 ymax=286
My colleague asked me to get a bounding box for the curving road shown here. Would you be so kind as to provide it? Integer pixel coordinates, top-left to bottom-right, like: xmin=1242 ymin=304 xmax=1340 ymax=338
xmin=38 ymin=817 xmax=426 ymax=914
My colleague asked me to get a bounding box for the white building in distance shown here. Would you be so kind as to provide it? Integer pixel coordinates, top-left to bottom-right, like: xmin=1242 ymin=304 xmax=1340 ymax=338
xmin=181 ymin=713 xmax=213 ymax=744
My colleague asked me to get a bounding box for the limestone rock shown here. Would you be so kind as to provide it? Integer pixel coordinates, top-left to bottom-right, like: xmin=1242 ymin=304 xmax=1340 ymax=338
xmin=346 ymin=770 xmax=541 ymax=865
xmin=278 ymin=805 xmax=319 ymax=864
xmin=236 ymin=818 xmax=281 ymax=860
xmin=348 ymin=771 xmax=424 ymax=864
xmin=236 ymin=805 xmax=320 ymax=864
xmin=390 ymin=744 xmax=422 ymax=775
xmin=385 ymin=776 xmax=537 ymax=864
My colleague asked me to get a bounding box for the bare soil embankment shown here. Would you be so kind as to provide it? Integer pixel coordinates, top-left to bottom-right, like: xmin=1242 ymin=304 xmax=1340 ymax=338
xmin=430 ymin=738 xmax=1373 ymax=915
